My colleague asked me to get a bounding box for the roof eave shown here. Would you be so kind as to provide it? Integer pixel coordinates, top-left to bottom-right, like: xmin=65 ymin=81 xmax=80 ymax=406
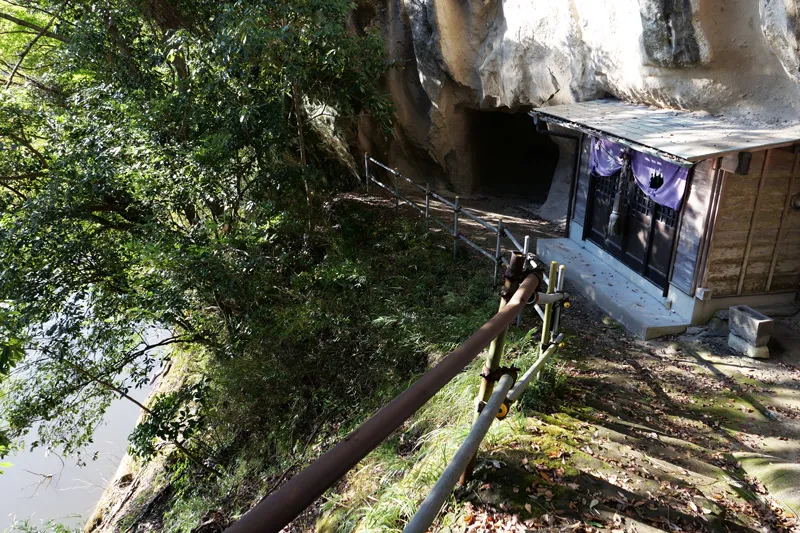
xmin=530 ymin=110 xmax=696 ymax=168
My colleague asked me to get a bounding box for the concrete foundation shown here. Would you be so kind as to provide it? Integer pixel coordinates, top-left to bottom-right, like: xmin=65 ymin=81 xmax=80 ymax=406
xmin=727 ymin=332 xmax=770 ymax=359
xmin=536 ymin=238 xmax=689 ymax=340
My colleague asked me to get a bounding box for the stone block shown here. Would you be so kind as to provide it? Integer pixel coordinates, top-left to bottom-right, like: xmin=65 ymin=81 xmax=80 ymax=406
xmin=728 ymin=333 xmax=770 ymax=359
xmin=729 ymin=305 xmax=774 ymax=346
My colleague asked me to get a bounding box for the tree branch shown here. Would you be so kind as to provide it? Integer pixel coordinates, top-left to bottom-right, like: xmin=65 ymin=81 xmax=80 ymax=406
xmin=0 ymin=59 xmax=61 ymax=93
xmin=4 ymin=2 xmax=68 ymax=89
xmin=0 ymin=11 xmax=67 ymax=43
xmin=0 ymin=0 xmax=74 ymax=25
xmin=0 ymin=181 xmax=26 ymax=201
xmin=0 ymin=171 xmax=46 ymax=180
xmin=6 ymin=131 xmax=47 ymax=167
xmin=58 ymin=357 xmax=153 ymax=413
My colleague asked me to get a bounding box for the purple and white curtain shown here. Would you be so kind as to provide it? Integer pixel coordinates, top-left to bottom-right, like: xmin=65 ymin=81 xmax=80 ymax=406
xmin=589 ymin=136 xmax=689 ymax=210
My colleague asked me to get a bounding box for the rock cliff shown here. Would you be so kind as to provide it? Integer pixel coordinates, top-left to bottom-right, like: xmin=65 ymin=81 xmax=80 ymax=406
xmin=359 ymin=0 xmax=800 ymax=205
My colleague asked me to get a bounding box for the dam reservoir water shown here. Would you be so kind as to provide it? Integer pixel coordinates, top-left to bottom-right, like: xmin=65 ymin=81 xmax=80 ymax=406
xmin=1 ymin=380 xmax=153 ymax=531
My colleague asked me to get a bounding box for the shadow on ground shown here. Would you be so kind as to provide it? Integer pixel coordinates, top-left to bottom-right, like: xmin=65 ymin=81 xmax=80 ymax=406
xmin=363 ymin=184 xmax=799 ymax=532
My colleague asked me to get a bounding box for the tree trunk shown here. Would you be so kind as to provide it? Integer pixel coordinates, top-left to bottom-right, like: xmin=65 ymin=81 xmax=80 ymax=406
xmin=291 ymin=81 xmax=313 ymax=246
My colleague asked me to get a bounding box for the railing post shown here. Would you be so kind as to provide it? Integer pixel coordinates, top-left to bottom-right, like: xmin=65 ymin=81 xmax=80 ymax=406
xmin=551 ymin=265 xmax=566 ymax=338
xmin=394 ymin=169 xmax=399 ymax=211
xmin=540 ymin=261 xmax=559 ymax=351
xmin=460 ymin=251 xmax=524 ymax=485
xmin=364 ymin=153 xmax=369 ymax=192
xmin=424 ymin=182 xmax=430 ymax=233
xmin=494 ymin=219 xmax=503 ymax=283
xmin=453 ymin=196 xmax=460 ymax=258
xmin=516 ymin=235 xmax=530 ymax=327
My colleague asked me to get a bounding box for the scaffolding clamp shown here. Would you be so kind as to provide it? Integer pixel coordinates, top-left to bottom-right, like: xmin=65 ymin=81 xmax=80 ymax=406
xmin=477 ymin=366 xmax=518 ymax=419
xmin=479 ymin=365 xmax=518 ymax=385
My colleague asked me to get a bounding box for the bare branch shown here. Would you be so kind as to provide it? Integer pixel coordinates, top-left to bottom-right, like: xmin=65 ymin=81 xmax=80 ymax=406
xmin=4 ymin=2 xmax=68 ymax=89
xmin=0 ymin=10 xmax=67 ymax=43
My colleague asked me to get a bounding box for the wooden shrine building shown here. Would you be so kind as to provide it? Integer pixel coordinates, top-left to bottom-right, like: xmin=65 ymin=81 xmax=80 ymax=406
xmin=532 ymin=99 xmax=800 ymax=339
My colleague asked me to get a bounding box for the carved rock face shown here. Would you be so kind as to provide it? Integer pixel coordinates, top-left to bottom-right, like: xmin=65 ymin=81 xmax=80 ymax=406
xmin=364 ymin=0 xmax=800 ymax=194
xmin=760 ymin=0 xmax=800 ymax=85
xmin=639 ymin=0 xmax=703 ymax=67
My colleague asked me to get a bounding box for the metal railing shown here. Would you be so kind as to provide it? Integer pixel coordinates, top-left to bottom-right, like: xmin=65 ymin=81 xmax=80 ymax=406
xmin=364 ymin=155 xmax=543 ymax=283
xmin=225 ymin=164 xmax=572 ymax=532
xmin=364 ymin=155 xmax=554 ymax=327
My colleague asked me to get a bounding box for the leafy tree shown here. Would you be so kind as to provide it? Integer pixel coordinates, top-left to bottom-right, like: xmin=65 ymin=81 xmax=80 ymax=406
xmin=0 ymin=0 xmax=388 ymax=468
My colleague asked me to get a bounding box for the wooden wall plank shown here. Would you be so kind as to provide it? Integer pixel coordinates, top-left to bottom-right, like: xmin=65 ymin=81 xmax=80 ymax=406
xmin=701 ymin=152 xmax=766 ymax=296
xmin=703 ymin=179 xmax=751 ymax=296
xmin=572 ymin=135 xmax=591 ymax=226
xmin=670 ymin=159 xmax=715 ymax=294
xmin=767 ymin=147 xmax=800 ymax=291
xmin=704 ymin=146 xmax=800 ymax=296
xmin=736 ymin=150 xmax=772 ymax=295
xmin=766 ymin=148 xmax=796 ymax=178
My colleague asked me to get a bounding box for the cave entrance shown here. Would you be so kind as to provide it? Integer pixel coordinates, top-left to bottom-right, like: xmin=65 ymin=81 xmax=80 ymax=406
xmin=469 ymin=110 xmax=559 ymax=202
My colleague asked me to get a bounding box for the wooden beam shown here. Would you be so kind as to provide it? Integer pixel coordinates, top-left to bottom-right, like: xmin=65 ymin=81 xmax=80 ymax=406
xmin=692 ymin=158 xmax=723 ymax=294
xmin=737 ymin=149 xmax=772 ymax=295
xmin=529 ymin=112 xmax=694 ymax=168
xmin=766 ymin=145 xmax=800 ymax=292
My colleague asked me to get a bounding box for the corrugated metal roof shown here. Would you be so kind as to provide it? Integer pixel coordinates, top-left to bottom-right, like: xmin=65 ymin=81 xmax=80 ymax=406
xmin=531 ymin=99 xmax=800 ymax=164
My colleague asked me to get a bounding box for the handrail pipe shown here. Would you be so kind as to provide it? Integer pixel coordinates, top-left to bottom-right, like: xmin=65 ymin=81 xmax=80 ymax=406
xmin=225 ymin=273 xmax=541 ymax=533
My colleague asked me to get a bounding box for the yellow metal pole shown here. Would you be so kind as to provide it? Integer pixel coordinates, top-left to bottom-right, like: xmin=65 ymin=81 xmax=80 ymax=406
xmin=540 ymin=261 xmax=558 ymax=350
xmin=460 ymin=252 xmax=525 ymax=485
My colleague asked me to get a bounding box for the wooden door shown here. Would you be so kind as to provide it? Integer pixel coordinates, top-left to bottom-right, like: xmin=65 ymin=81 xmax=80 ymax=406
xmin=585 ymin=172 xmax=678 ymax=291
xmin=586 ymin=171 xmax=621 ymax=250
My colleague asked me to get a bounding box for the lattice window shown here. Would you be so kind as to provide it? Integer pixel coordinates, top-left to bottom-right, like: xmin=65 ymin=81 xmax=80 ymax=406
xmin=630 ymin=186 xmax=652 ymax=216
xmin=655 ymin=203 xmax=677 ymax=227
xmin=593 ymin=172 xmax=618 ymax=199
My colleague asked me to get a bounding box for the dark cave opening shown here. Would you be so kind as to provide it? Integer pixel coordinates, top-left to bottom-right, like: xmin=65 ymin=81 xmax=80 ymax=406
xmin=469 ymin=110 xmax=560 ymax=202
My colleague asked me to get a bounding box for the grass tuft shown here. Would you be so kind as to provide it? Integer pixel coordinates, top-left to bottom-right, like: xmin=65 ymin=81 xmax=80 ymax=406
xmin=319 ymin=312 xmax=570 ymax=531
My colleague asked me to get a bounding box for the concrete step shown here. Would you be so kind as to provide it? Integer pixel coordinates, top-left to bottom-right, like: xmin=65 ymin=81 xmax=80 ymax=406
xmin=536 ymin=238 xmax=689 ymax=339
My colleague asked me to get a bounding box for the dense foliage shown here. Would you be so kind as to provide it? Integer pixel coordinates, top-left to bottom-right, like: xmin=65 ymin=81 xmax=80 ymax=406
xmin=0 ymin=0 xmax=388 ymax=465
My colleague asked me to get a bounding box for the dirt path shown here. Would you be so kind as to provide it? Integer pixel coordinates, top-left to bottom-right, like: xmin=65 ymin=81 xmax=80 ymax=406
xmin=368 ymin=179 xmax=563 ymax=259
xmin=365 ymin=185 xmax=800 ymax=532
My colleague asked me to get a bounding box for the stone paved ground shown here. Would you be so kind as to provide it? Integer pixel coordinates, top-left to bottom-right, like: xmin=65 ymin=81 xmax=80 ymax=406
xmin=444 ymin=296 xmax=800 ymax=532
xmin=366 ymin=185 xmax=800 ymax=531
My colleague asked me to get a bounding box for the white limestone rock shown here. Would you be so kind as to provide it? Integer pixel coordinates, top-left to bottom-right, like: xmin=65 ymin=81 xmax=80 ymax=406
xmin=364 ymin=0 xmax=800 ymax=194
xmin=760 ymin=0 xmax=800 ymax=86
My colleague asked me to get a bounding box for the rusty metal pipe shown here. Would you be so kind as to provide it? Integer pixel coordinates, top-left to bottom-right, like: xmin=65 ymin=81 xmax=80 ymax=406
xmin=225 ymin=274 xmax=541 ymax=533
